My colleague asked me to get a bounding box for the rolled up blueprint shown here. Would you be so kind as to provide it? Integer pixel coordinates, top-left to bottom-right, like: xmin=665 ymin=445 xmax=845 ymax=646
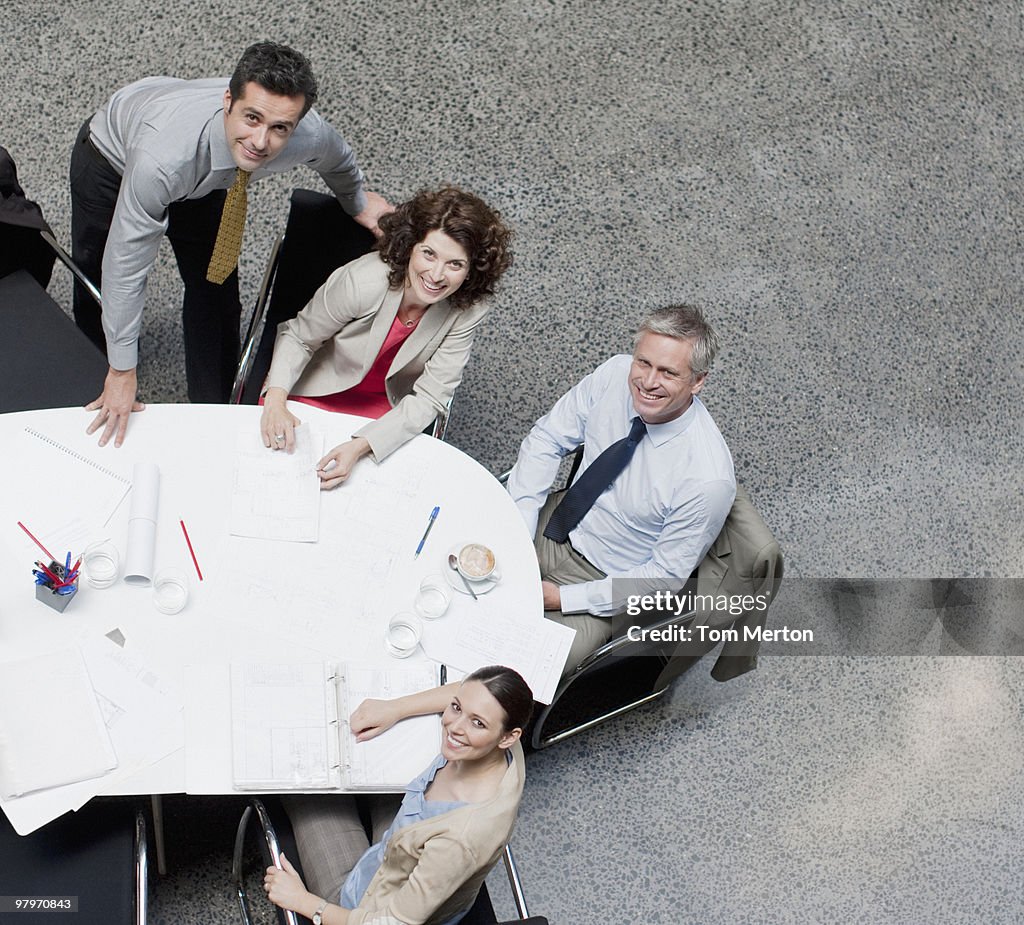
xmin=123 ymin=462 xmax=160 ymax=585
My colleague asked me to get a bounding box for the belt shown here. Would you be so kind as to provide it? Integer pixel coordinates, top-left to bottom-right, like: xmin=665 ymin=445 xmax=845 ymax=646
xmin=565 ymin=541 xmax=606 ymax=578
xmin=78 ymin=120 xmax=115 ymax=170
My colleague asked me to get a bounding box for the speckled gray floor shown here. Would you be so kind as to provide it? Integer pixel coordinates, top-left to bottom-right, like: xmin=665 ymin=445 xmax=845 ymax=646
xmin=3 ymin=1 xmax=1023 ymax=923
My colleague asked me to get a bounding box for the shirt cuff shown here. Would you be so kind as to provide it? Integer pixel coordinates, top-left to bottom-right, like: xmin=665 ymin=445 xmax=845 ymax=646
xmin=106 ymin=341 xmax=139 ymax=371
xmin=341 ymin=186 xmax=368 ymax=218
xmin=558 ymin=581 xmax=593 ymax=615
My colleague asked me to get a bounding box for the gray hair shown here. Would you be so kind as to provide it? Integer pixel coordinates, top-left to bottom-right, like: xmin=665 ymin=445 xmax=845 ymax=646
xmin=635 ymin=304 xmax=720 ymax=379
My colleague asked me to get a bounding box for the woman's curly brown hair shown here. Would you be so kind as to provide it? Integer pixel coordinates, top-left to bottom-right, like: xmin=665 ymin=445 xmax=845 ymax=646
xmin=377 ymin=186 xmax=513 ymax=309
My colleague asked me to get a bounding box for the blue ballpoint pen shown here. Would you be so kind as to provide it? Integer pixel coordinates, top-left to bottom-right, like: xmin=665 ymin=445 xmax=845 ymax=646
xmin=414 ymin=506 xmax=440 ymax=558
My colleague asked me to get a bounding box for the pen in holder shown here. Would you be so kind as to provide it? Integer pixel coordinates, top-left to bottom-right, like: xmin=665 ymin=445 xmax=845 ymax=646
xmin=33 ymin=558 xmax=80 ymax=612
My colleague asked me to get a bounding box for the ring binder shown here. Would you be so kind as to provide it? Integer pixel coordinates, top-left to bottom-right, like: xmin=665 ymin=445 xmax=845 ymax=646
xmin=230 ymin=661 xmax=441 ymax=791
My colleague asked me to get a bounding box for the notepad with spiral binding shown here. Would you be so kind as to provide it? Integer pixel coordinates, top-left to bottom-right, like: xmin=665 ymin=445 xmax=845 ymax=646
xmin=229 ymin=662 xmax=441 ymax=791
xmin=23 ymin=427 xmax=132 ymax=486
xmin=9 ymin=427 xmax=132 ymax=550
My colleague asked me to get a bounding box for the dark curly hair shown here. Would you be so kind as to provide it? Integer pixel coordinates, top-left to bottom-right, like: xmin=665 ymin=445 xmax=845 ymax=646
xmin=229 ymin=42 xmax=318 ymax=117
xmin=377 ymin=186 xmax=513 ymax=309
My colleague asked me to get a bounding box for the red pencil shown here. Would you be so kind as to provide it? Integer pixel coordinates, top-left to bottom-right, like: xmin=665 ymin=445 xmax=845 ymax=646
xmin=180 ymin=520 xmax=203 ymax=581
xmin=18 ymin=521 xmax=57 ymax=562
xmin=35 ymin=560 xmax=64 ymax=587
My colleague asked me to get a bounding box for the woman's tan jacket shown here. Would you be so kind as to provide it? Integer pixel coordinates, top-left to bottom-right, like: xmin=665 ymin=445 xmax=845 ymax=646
xmin=265 ymin=252 xmax=488 ymax=460
xmin=348 ymin=740 xmax=526 ymax=925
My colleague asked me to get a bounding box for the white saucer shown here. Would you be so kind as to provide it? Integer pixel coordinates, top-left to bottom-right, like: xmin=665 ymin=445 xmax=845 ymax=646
xmin=444 ymin=567 xmax=499 ymax=595
xmin=443 ymin=545 xmax=500 ymax=595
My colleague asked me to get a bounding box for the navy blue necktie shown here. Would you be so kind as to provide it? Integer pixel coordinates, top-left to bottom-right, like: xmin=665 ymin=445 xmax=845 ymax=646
xmin=543 ymin=416 xmax=647 ymax=543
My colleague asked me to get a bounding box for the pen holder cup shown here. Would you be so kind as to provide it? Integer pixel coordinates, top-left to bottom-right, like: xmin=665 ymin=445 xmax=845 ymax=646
xmin=35 ymin=561 xmax=79 ymax=612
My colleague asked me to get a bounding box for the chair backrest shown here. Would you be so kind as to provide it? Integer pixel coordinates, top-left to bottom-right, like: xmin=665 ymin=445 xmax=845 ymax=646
xmin=0 ymin=802 xmax=146 ymax=924
xmin=0 ymin=269 xmax=107 ymax=412
xmin=1 ymin=146 xmax=105 ymax=411
xmin=657 ymin=482 xmax=784 ymax=686
xmin=236 ymin=188 xmax=376 ymax=404
xmin=528 ymin=479 xmax=783 ymax=747
xmin=1 ymin=144 xmax=55 ymax=287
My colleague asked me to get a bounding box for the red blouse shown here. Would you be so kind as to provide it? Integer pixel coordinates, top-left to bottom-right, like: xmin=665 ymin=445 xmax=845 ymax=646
xmin=289 ymin=315 xmax=418 ymax=419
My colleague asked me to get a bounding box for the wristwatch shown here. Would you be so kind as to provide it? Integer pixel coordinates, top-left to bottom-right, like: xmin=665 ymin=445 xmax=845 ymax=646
xmin=312 ymin=898 xmax=329 ymax=925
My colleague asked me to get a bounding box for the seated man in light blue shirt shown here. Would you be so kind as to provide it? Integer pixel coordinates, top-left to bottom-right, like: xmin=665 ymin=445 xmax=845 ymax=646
xmin=507 ymin=304 xmax=736 ymax=674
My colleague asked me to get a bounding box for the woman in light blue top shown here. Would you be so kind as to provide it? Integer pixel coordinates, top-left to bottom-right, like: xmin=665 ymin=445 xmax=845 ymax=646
xmin=263 ymin=666 xmax=533 ymax=925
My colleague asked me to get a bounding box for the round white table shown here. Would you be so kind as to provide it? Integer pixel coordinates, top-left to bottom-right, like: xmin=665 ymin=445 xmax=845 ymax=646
xmin=0 ymin=403 xmax=551 ymax=840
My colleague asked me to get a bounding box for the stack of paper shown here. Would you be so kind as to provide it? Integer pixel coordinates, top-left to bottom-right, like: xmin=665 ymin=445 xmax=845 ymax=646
xmin=0 ymin=648 xmax=117 ymax=799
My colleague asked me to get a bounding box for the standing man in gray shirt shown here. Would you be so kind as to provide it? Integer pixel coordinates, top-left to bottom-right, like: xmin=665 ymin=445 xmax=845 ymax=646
xmin=71 ymin=41 xmax=392 ymax=446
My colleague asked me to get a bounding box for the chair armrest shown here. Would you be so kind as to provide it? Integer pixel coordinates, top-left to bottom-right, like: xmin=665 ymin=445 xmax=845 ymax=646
xmin=232 ymin=232 xmax=285 ymax=404
xmin=428 ymin=395 xmax=455 ymax=442
xmin=40 ymin=229 xmax=102 ymax=307
xmin=501 ymin=844 xmax=530 ymax=919
xmin=495 ymin=445 xmax=582 ymax=489
xmin=571 ymin=606 xmax=698 ymax=675
xmin=134 ymin=809 xmax=148 ymax=925
xmin=232 ymin=800 xmax=300 ymax=925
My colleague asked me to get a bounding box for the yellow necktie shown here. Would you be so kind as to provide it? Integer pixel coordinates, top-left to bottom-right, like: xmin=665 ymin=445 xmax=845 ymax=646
xmin=206 ymin=169 xmax=250 ymax=284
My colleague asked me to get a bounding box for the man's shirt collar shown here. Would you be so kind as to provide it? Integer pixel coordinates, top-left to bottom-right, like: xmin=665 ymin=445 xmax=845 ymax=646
xmin=209 ymin=112 xmax=236 ymax=172
xmin=642 ymin=397 xmax=701 ymax=447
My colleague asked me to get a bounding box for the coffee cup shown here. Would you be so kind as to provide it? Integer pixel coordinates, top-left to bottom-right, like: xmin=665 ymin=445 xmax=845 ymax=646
xmin=385 ymin=612 xmax=422 ymax=658
xmin=457 ymin=543 xmax=501 ymax=583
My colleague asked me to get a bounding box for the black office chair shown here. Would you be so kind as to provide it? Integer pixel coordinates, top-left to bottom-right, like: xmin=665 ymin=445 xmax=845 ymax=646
xmin=0 ymin=145 xmax=107 ymax=413
xmin=231 ymin=188 xmax=456 ymax=440
xmin=0 ymin=800 xmax=148 ymax=924
xmin=232 ymin=798 xmax=547 ymax=925
xmin=231 ymin=188 xmax=375 ymax=407
xmin=499 ymin=454 xmax=784 ymax=749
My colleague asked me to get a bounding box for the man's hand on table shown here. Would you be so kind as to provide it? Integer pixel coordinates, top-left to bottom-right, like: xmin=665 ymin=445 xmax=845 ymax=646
xmin=85 ymin=366 xmax=146 ymax=447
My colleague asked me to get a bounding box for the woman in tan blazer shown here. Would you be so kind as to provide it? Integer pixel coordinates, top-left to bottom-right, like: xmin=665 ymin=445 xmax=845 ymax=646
xmin=263 ymin=666 xmax=532 ymax=925
xmin=260 ymin=186 xmax=512 ymax=488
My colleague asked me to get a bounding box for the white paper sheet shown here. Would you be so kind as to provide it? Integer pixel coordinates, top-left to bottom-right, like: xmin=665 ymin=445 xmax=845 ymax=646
xmin=230 ymin=662 xmax=337 ymax=789
xmin=2 ymin=427 xmax=131 ymax=564
xmin=0 ymin=648 xmax=117 ymax=799
xmin=0 ymin=633 xmax=183 ymax=835
xmin=80 ymin=634 xmax=184 ymax=788
xmin=339 ymin=663 xmax=441 ymax=788
xmin=229 ymin=426 xmax=323 ymax=542
xmin=421 ymin=612 xmax=575 ymax=704
xmin=205 ymin=531 xmax=399 ymax=661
